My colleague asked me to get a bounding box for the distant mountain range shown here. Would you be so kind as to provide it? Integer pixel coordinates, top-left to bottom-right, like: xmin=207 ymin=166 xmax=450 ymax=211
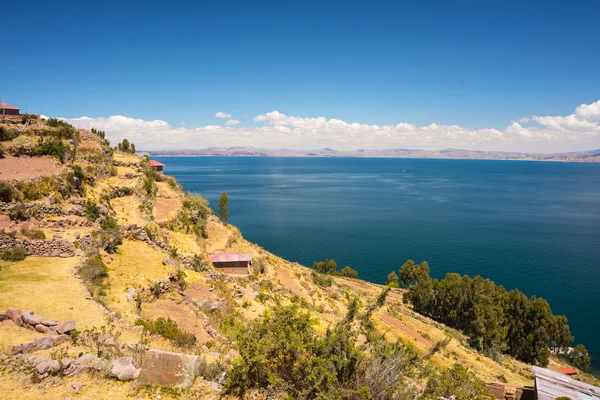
xmin=144 ymin=147 xmax=600 ymax=162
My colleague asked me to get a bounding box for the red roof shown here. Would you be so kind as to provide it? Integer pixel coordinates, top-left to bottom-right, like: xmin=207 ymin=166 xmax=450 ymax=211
xmin=209 ymin=252 xmax=252 ymax=263
xmin=559 ymin=367 xmax=578 ymax=375
xmin=149 ymin=160 xmax=165 ymax=167
xmin=0 ymin=103 xmax=20 ymax=110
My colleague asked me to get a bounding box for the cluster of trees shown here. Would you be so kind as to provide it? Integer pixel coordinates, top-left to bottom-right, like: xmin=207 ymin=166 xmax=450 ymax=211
xmin=398 ymin=260 xmax=590 ymax=369
xmin=313 ymin=258 xmax=359 ymax=279
xmin=116 ymin=138 xmax=135 ymax=153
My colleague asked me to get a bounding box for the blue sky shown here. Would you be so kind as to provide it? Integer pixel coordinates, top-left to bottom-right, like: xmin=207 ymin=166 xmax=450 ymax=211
xmin=2 ymin=0 xmax=600 ymax=151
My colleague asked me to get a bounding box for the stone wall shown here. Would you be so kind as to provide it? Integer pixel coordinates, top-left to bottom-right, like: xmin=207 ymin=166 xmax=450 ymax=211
xmin=0 ymin=234 xmax=75 ymax=257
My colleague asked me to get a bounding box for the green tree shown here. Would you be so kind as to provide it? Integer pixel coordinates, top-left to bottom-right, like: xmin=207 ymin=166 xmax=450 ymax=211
xmin=386 ymin=271 xmax=399 ymax=287
xmin=399 ymin=259 xmax=430 ymax=287
xmin=569 ymin=344 xmax=591 ymax=371
xmin=312 ymin=258 xmax=337 ymax=274
xmin=340 ymin=265 xmax=358 ymax=279
xmin=218 ymin=191 xmax=229 ymax=221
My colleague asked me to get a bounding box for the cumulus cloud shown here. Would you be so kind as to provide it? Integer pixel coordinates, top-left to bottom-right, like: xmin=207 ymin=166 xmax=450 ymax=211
xmin=215 ymin=111 xmax=232 ymax=119
xmin=62 ymin=100 xmax=600 ymax=152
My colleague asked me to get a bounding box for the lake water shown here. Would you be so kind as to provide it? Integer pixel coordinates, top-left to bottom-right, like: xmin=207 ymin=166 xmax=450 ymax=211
xmin=155 ymin=156 xmax=600 ymax=371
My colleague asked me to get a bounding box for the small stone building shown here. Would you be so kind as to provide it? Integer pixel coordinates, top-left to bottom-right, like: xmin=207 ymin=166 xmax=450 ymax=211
xmin=209 ymin=252 xmax=252 ymax=274
xmin=149 ymin=160 xmax=165 ymax=173
xmin=0 ymin=103 xmax=20 ymax=115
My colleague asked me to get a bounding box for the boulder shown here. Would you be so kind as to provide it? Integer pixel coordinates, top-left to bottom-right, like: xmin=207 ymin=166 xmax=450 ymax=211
xmin=11 ymin=344 xmax=24 ymax=355
xmin=71 ymin=382 xmax=85 ymax=393
xmin=20 ymin=312 xmax=42 ymax=326
xmin=138 ymin=349 xmax=200 ymax=389
xmin=21 ymin=341 xmax=38 ymax=354
xmin=66 ymin=354 xmax=106 ymax=375
xmin=57 ymin=320 xmax=76 ymax=334
xmin=39 ymin=318 xmax=58 ymax=327
xmin=35 ymin=336 xmax=54 ymax=350
xmin=0 ymin=312 xmax=7 ymax=321
xmin=163 ymin=256 xmax=177 ymax=267
xmin=52 ymin=334 xmax=70 ymax=346
xmin=2 ymin=319 xmax=16 ymax=327
xmin=35 ymin=324 xmax=51 ymax=334
xmin=108 ymin=357 xmax=140 ymax=381
xmin=36 ymin=360 xmax=60 ymax=375
xmin=5 ymin=308 xmax=22 ymax=325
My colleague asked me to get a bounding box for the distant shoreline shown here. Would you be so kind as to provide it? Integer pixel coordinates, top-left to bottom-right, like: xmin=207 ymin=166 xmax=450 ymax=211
xmin=141 ymin=150 xmax=600 ymax=163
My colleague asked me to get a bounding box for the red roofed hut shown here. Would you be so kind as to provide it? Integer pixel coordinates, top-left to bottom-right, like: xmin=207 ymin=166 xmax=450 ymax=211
xmin=210 ymin=252 xmax=252 ymax=274
xmin=149 ymin=160 xmax=165 ymax=173
xmin=0 ymin=103 xmax=20 ymax=116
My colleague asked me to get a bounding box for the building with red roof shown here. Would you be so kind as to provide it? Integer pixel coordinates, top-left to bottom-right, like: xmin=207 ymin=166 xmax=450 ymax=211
xmin=209 ymin=252 xmax=252 ymax=274
xmin=149 ymin=159 xmax=165 ymax=173
xmin=0 ymin=103 xmax=20 ymax=116
xmin=559 ymin=367 xmax=578 ymax=376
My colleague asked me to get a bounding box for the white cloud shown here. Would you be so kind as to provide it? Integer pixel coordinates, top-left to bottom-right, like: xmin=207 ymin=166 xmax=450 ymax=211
xmin=215 ymin=111 xmax=232 ymax=119
xmin=62 ymin=100 xmax=600 ymax=152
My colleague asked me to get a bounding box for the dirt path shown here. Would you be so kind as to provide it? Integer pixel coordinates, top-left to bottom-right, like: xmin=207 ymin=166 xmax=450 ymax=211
xmin=276 ymin=267 xmax=311 ymax=301
xmin=379 ymin=313 xmax=432 ymax=349
xmin=0 ymin=155 xmax=62 ymax=181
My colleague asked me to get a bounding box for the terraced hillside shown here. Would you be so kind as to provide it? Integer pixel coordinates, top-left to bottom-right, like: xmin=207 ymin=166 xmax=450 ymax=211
xmin=0 ymin=114 xmax=596 ymax=399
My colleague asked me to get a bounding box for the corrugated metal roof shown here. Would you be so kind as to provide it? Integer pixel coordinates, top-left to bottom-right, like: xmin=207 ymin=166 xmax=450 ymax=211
xmin=149 ymin=160 xmax=165 ymax=167
xmin=534 ymin=366 xmax=600 ymax=400
xmin=209 ymin=252 xmax=252 ymax=263
xmin=0 ymin=103 xmax=20 ymax=110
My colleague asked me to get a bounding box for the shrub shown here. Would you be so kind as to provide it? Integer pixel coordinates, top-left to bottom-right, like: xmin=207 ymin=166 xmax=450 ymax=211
xmin=100 ymin=216 xmax=118 ymax=230
xmin=0 ymin=181 xmax=18 ymax=202
xmin=339 ymin=265 xmax=359 ymax=279
xmin=21 ymin=228 xmax=46 ymax=240
xmin=34 ymin=137 xmax=70 ymax=162
xmin=423 ymin=363 xmax=493 ymax=400
xmin=569 ymin=343 xmax=591 ymax=371
xmin=8 ymin=203 xmax=29 ymax=221
xmin=78 ymin=255 xmax=108 ymax=292
xmin=313 ymin=258 xmax=337 ymax=275
xmin=84 ymin=200 xmax=100 ymax=220
xmin=1 ymin=247 xmax=26 ymax=261
xmin=135 ymin=317 xmax=196 ymax=348
xmin=311 ymin=270 xmax=332 ymax=288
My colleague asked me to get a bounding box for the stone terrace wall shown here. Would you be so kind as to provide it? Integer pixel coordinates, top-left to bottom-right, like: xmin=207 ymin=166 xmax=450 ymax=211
xmin=0 ymin=234 xmax=74 ymax=257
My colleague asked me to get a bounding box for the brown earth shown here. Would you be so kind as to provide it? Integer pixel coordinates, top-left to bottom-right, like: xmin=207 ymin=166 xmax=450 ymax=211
xmin=0 ymin=155 xmax=63 ymax=181
xmin=378 ymin=313 xmax=433 ymax=349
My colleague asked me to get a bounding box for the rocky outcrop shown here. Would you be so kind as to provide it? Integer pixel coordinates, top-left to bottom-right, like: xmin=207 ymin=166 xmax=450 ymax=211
xmin=108 ymin=357 xmax=141 ymax=381
xmin=0 ymin=234 xmax=75 ymax=258
xmin=138 ymin=349 xmax=201 ymax=389
xmin=3 ymin=308 xmax=76 ymax=354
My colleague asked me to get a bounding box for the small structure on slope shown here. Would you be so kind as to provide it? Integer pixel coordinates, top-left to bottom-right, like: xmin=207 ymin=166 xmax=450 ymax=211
xmin=533 ymin=365 xmax=600 ymax=400
xmin=149 ymin=159 xmax=165 ymax=173
xmin=210 ymin=252 xmax=252 ymax=274
xmin=0 ymin=103 xmax=20 ymax=115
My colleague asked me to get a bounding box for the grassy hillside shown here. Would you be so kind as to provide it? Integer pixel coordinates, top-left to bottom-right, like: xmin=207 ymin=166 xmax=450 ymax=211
xmin=0 ymin=114 xmax=596 ymax=399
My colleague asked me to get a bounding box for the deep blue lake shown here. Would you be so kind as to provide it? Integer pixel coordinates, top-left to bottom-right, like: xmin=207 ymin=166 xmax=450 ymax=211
xmin=155 ymin=156 xmax=600 ymax=371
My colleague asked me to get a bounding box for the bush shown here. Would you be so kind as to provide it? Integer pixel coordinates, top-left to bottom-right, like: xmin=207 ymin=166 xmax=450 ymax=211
xmin=423 ymin=364 xmax=494 ymax=400
xmin=21 ymin=228 xmax=46 ymax=240
xmin=313 ymin=258 xmax=337 ymax=275
xmin=84 ymin=200 xmax=100 ymax=220
xmin=100 ymin=216 xmax=118 ymax=230
xmin=1 ymin=247 xmax=26 ymax=261
xmin=340 ymin=265 xmax=359 ymax=279
xmin=311 ymin=270 xmax=332 ymax=288
xmin=8 ymin=203 xmax=29 ymax=221
xmin=569 ymin=343 xmax=591 ymax=371
xmin=135 ymin=317 xmax=196 ymax=348
xmin=0 ymin=181 xmax=18 ymax=202
xmin=34 ymin=137 xmax=70 ymax=162
xmin=78 ymin=255 xmax=108 ymax=291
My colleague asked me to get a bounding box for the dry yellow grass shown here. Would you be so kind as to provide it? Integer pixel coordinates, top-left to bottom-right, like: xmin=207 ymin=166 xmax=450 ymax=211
xmin=113 ymin=152 xmax=140 ymax=164
xmin=117 ymin=165 xmax=137 ymax=176
xmin=0 ymin=324 xmax=43 ymax=353
xmin=104 ymin=239 xmax=174 ymax=322
xmin=111 ymin=195 xmax=146 ymax=225
xmin=167 ymin=231 xmax=204 ymax=256
xmin=0 ymin=257 xmax=107 ymax=331
xmin=153 ymin=197 xmax=182 ymax=222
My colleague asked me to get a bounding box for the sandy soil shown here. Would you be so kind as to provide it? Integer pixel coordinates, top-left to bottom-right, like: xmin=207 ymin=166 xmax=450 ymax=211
xmin=378 ymin=313 xmax=433 ymax=349
xmin=0 ymin=155 xmax=63 ymax=181
xmin=276 ymin=267 xmax=312 ymax=300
